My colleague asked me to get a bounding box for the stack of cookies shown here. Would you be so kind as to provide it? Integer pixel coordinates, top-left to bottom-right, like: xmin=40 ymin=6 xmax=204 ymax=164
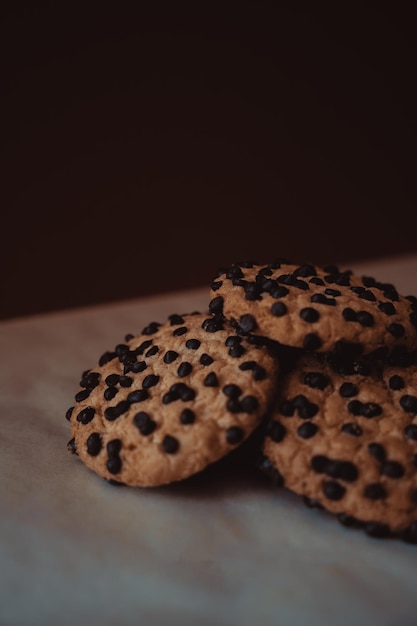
xmin=66 ymin=260 xmax=417 ymax=543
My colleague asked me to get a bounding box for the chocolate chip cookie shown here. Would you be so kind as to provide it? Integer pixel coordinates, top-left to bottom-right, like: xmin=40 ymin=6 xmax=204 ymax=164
xmin=260 ymin=352 xmax=417 ymax=540
xmin=66 ymin=312 xmax=279 ymax=487
xmin=209 ymin=260 xmax=417 ymax=357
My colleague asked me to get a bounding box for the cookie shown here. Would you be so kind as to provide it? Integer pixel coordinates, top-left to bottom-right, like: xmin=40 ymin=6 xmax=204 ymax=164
xmin=209 ymin=260 xmax=417 ymax=357
xmin=66 ymin=312 xmax=279 ymax=487
xmin=260 ymin=352 xmax=417 ymax=540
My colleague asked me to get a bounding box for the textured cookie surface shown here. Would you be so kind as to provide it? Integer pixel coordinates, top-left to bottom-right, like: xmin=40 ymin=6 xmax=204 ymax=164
xmin=261 ymin=352 xmax=417 ymax=536
xmin=209 ymin=260 xmax=417 ymax=356
xmin=66 ymin=312 xmax=279 ymax=487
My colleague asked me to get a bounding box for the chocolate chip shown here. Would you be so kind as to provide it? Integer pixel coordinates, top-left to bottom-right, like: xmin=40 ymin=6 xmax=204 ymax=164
xmin=76 ymin=407 xmax=95 ymax=424
xmin=65 ymin=406 xmax=74 ymax=421
xmin=99 ymin=351 xmax=116 ymax=366
xmin=225 ymin=426 xmax=244 ymax=444
xmin=364 ymin=483 xmax=387 ymax=499
xmin=244 ymin=282 xmax=262 ymax=301
xmin=177 ymin=362 xmax=193 ymax=377
xmin=80 ymin=371 xmax=100 ymax=389
xmin=271 ymin=285 xmax=289 ymax=298
xmin=239 ymin=360 xmax=256 ymax=371
xmin=223 ymin=384 xmax=241 ymax=398
xmin=86 ymin=432 xmax=102 ymax=456
xmin=208 ymin=296 xmax=224 ymax=315
xmin=142 ymin=322 xmax=160 ymax=335
xmin=404 ymin=424 xmax=417 ymax=440
xmin=203 ymin=317 xmax=224 ymax=333
xmin=135 ymin=340 xmax=153 ymax=354
xmin=303 ymin=333 xmax=322 ymax=351
xmin=323 ymin=480 xmax=345 ymax=500
xmin=381 ymin=461 xmax=404 ymax=478
xmin=309 ymin=277 xmax=325 ymax=286
xmin=104 ymin=386 xmax=118 ymax=400
xmin=293 ymin=394 xmax=319 ymax=419
xmin=204 ymin=372 xmax=219 ymax=387
xmin=294 ymin=264 xmax=317 ymax=277
xmin=325 ymin=271 xmax=351 ymax=287
xmin=145 ymin=345 xmax=159 ymax=357
xmin=226 ymin=398 xmax=241 ymax=413
xmin=239 ymin=314 xmax=257 ymax=333
xmin=200 ymin=353 xmax=214 ymax=366
xmin=142 ymin=374 xmax=160 ymax=388
xmin=67 ymin=438 xmax=77 ymax=454
xmin=368 ymin=442 xmax=386 ymax=462
xmin=180 ymin=408 xmax=195 ymax=424
xmin=240 ymin=395 xmax=258 ymax=413
xmin=115 ymin=343 xmax=130 ymax=356
xmin=311 ymin=455 xmax=328 ymax=473
xmin=356 ymin=311 xmax=375 ymax=327
xmin=383 ymin=286 xmax=399 ymax=301
xmin=107 ymin=438 xmax=122 ymax=456
xmin=339 ymin=382 xmax=358 ymax=398
xmin=389 ymin=375 xmax=404 ymax=390
xmin=173 ymin=326 xmax=187 ymax=336
xmin=297 ymin=422 xmax=318 ymax=438
xmin=228 ymin=344 xmax=246 ymax=358
xmin=106 ymin=456 xmax=122 ymax=474
xmin=105 ymin=373 xmax=120 ymax=386
xmin=119 ymin=376 xmax=133 ymax=387
xmin=75 ymin=389 xmax=91 ymax=402
xmin=271 ymin=301 xmax=287 ymax=317
xmin=310 ymin=293 xmax=336 ymax=306
xmin=388 ymin=323 xmax=405 ymax=337
xmin=266 ymin=420 xmax=286 ymax=442
xmin=347 ymin=400 xmax=382 ymax=418
xmin=341 ymin=422 xmax=363 ymax=436
xmin=163 ymin=383 xmax=196 ymax=403
xmin=104 ymin=400 xmax=130 ymax=420
xmin=259 ymin=278 xmax=278 ymax=293
xmin=186 ymin=338 xmax=201 ymax=350
xmin=226 ymin=265 xmax=244 ymax=279
xmin=164 ymin=350 xmax=179 ymax=364
xmin=277 ymin=274 xmax=309 ymax=290
xmin=162 ymin=435 xmax=179 ymax=454
xmin=133 ymin=411 xmax=156 ymax=435
xmin=130 ymin=360 xmax=147 ymax=373
xmin=350 ymin=286 xmax=376 ymax=302
xmin=378 ymin=301 xmax=396 ymax=315
xmin=327 ymin=460 xmax=358 ymax=482
xmin=127 ymin=389 xmax=149 ymax=404
xmin=254 ymin=365 xmax=268 ymax=380
xmin=169 ymin=314 xmax=185 ymax=325
xmin=303 ymin=371 xmax=329 ymax=390
xmin=225 ymin=336 xmax=241 ymax=347
xmin=342 ymin=308 xmax=357 ymax=322
xmin=400 ymin=395 xmax=417 ymax=413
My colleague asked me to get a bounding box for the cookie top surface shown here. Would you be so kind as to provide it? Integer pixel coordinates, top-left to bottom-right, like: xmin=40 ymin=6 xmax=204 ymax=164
xmin=209 ymin=260 xmax=417 ymax=356
xmin=261 ymin=352 xmax=417 ymax=533
xmin=66 ymin=312 xmax=279 ymax=487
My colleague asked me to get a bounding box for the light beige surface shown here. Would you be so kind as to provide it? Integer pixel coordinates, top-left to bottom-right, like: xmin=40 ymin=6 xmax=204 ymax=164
xmin=2 ymin=253 xmax=417 ymax=626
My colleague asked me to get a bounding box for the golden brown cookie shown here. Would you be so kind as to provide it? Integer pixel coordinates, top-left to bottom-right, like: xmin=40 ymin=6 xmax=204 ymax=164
xmin=66 ymin=312 xmax=279 ymax=487
xmin=209 ymin=260 xmax=417 ymax=357
xmin=260 ymin=352 xmax=417 ymax=541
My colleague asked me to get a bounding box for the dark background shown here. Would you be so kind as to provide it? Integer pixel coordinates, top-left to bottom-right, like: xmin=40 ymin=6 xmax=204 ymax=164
xmin=1 ymin=3 xmax=416 ymax=320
